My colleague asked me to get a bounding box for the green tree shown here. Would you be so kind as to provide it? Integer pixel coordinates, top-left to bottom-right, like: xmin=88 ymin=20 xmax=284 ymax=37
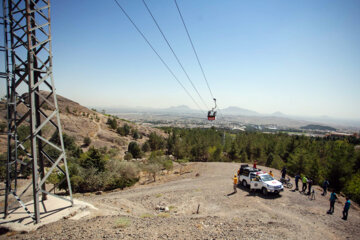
xmin=344 ymin=172 xmax=360 ymax=203
xmin=228 ymin=142 xmax=239 ymax=161
xmin=128 ymin=142 xmax=142 ymax=159
xmin=79 ymin=147 xmax=107 ymax=172
xmin=266 ymin=153 xmax=274 ymax=167
xmin=148 ymin=132 xmax=165 ymax=151
xmin=239 ymin=151 xmax=248 ymax=163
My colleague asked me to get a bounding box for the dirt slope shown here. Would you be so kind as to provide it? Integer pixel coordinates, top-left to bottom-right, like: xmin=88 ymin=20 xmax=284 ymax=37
xmin=6 ymin=163 xmax=360 ymax=240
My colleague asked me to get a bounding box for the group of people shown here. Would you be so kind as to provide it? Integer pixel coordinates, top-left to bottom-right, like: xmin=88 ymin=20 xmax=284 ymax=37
xmin=293 ymin=173 xmax=314 ymax=196
xmin=233 ymin=165 xmax=352 ymax=221
xmin=327 ymin=190 xmax=351 ymax=220
xmin=284 ymin=167 xmax=351 ymax=221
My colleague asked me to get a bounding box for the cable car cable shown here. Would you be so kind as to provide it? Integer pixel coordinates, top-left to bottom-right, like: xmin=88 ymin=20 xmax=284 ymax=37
xmin=113 ymin=0 xmax=205 ymax=114
xmin=174 ymin=0 xmax=226 ymax=121
xmin=142 ymin=0 xmax=209 ymax=111
xmin=174 ymin=0 xmax=214 ymax=100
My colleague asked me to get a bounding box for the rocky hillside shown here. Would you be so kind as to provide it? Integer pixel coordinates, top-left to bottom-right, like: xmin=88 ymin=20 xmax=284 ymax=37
xmin=0 ymin=93 xmax=166 ymax=159
xmin=4 ymin=163 xmax=360 ymax=239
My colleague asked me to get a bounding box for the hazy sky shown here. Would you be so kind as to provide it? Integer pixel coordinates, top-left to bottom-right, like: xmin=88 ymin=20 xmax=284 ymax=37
xmin=49 ymin=0 xmax=359 ymax=119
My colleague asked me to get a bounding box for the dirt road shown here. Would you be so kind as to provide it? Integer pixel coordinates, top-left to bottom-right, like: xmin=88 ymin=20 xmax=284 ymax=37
xmin=4 ymin=162 xmax=360 ymax=239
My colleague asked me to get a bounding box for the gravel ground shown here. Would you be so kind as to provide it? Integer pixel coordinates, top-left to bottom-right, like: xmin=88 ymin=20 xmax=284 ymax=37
xmin=3 ymin=162 xmax=360 ymax=240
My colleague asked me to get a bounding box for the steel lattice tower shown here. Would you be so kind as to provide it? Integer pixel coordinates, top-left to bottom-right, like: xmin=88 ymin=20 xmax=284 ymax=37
xmin=1 ymin=0 xmax=72 ymax=224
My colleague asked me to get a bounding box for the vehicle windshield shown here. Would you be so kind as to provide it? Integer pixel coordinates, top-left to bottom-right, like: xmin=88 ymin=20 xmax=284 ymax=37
xmin=261 ymin=174 xmax=274 ymax=182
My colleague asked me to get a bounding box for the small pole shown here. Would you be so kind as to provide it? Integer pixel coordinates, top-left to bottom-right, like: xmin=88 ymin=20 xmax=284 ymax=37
xmin=196 ymin=204 xmax=200 ymax=214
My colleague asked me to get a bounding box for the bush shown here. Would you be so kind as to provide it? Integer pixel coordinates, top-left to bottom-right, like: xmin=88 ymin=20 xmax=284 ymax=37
xmin=117 ymin=124 xmax=131 ymax=136
xmin=148 ymin=153 xmax=173 ymax=169
xmin=124 ymin=152 xmax=133 ymax=160
xmin=107 ymin=118 xmax=118 ymax=130
xmin=79 ymin=147 xmax=107 ymax=172
xmin=128 ymin=142 xmax=142 ymax=159
xmin=144 ymin=163 xmax=162 ymax=182
xmin=132 ymin=130 xmax=140 ymax=140
xmin=104 ymin=160 xmax=139 ymax=190
xmin=83 ymin=137 xmax=91 ymax=146
xmin=142 ymin=142 xmax=150 ymax=152
xmin=56 ymin=148 xmax=140 ymax=193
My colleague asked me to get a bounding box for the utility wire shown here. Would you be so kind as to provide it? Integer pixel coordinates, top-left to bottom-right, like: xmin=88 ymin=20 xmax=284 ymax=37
xmin=174 ymin=0 xmax=226 ymax=120
xmin=142 ymin=0 xmax=209 ymax=111
xmin=113 ymin=0 xmax=205 ymax=114
xmin=174 ymin=0 xmax=214 ymax=100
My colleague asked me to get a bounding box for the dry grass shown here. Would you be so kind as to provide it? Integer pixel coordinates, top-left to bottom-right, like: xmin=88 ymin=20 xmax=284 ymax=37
xmin=114 ymin=217 xmax=131 ymax=228
xmin=157 ymin=212 xmax=170 ymax=218
xmin=140 ymin=213 xmax=154 ymax=218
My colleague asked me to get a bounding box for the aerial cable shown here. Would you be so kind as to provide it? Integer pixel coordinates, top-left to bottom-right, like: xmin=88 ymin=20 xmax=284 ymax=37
xmin=142 ymin=0 xmax=209 ymax=111
xmin=174 ymin=0 xmax=215 ymax=100
xmin=113 ymin=0 xmax=205 ymax=114
xmin=174 ymin=0 xmax=226 ymax=120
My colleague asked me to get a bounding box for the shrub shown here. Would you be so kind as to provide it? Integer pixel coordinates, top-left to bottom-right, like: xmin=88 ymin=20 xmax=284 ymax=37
xmin=83 ymin=137 xmax=91 ymax=146
xmin=128 ymin=142 xmax=142 ymax=159
xmin=104 ymin=160 xmax=139 ymax=190
xmin=144 ymin=163 xmax=162 ymax=182
xmin=124 ymin=152 xmax=133 ymax=160
xmin=79 ymin=147 xmax=107 ymax=172
xmin=107 ymin=118 xmax=118 ymax=130
xmin=149 ymin=152 xmax=173 ymax=171
xmin=132 ymin=130 xmax=140 ymax=140
xmin=142 ymin=142 xmax=150 ymax=152
xmin=117 ymin=124 xmax=131 ymax=136
xmin=114 ymin=217 xmax=131 ymax=228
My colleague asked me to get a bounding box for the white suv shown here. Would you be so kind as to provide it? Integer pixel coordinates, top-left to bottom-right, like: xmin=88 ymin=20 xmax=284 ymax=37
xmin=238 ymin=165 xmax=283 ymax=195
xmin=249 ymin=172 xmax=284 ymax=195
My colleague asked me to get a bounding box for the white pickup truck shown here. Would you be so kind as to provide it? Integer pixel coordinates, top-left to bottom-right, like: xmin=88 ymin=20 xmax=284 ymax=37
xmin=238 ymin=165 xmax=283 ymax=195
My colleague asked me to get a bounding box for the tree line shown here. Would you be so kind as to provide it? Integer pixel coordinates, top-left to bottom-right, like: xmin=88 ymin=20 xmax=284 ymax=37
xmin=163 ymin=127 xmax=360 ymax=203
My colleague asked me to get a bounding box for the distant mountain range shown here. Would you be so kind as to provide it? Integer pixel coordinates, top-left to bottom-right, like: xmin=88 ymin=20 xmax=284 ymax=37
xmin=220 ymin=106 xmax=260 ymax=116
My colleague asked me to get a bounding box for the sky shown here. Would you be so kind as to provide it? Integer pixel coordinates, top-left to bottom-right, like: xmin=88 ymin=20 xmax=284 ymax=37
xmin=46 ymin=0 xmax=360 ymax=119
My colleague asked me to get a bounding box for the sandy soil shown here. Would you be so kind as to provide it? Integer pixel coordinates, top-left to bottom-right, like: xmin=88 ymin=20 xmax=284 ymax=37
xmin=2 ymin=162 xmax=360 ymax=240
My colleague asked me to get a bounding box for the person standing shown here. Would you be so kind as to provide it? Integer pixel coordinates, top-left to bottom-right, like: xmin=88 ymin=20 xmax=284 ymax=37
xmin=294 ymin=173 xmax=300 ymax=191
xmin=269 ymin=170 xmax=274 ymax=177
xmin=307 ymin=178 xmax=313 ymax=195
xmin=253 ymin=160 xmax=257 ymax=169
xmin=302 ymin=176 xmax=308 ymax=192
xmin=342 ymin=197 xmax=351 ymax=220
xmin=281 ymin=166 xmax=287 ymax=179
xmin=328 ymin=190 xmax=338 ymax=214
xmin=233 ymin=174 xmax=238 ymax=193
xmin=322 ymin=179 xmax=330 ymax=196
